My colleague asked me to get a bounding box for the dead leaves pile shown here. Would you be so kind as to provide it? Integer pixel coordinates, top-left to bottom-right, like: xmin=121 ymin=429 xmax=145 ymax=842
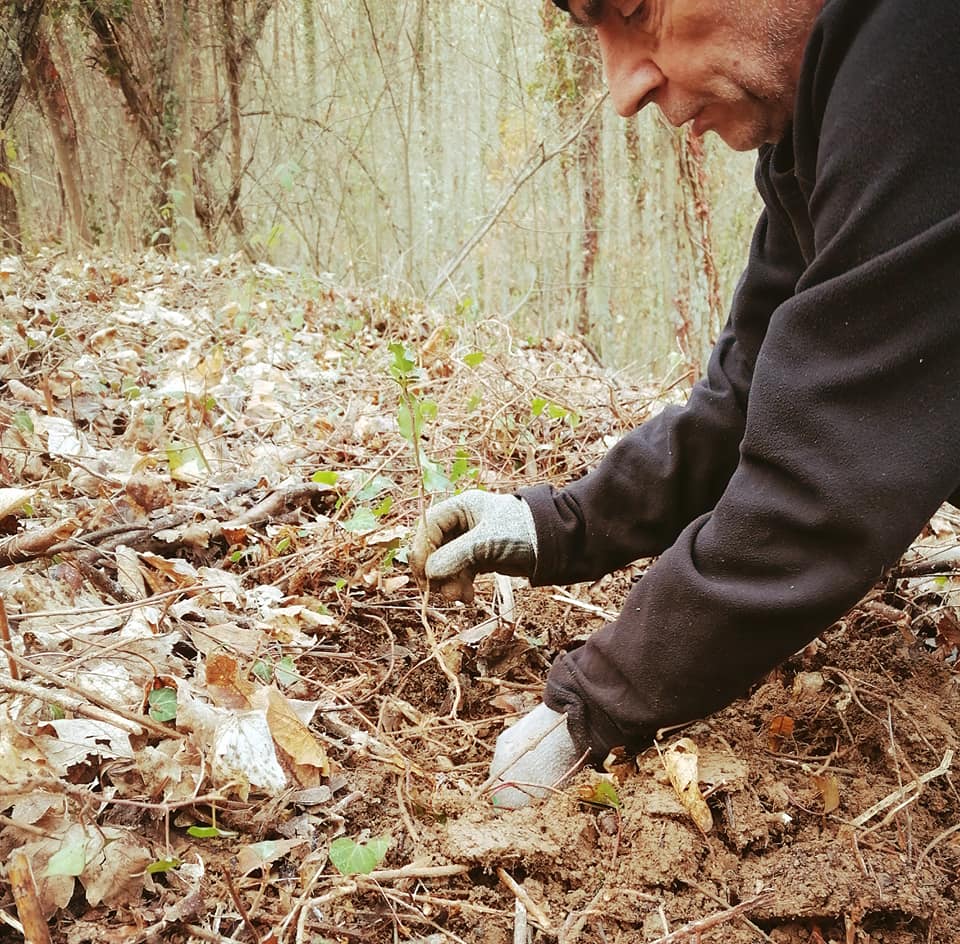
xmin=0 ymin=252 xmax=658 ymax=941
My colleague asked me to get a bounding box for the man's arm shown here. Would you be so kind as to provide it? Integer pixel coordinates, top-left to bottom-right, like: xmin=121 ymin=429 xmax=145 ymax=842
xmin=520 ymin=163 xmax=807 ymax=586
xmin=540 ymin=0 xmax=960 ymax=759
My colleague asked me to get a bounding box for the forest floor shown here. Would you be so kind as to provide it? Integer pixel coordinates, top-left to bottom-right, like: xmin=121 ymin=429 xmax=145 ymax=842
xmin=0 ymin=253 xmax=958 ymax=944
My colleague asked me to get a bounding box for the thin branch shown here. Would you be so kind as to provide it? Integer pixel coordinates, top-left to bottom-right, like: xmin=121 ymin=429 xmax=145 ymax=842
xmin=427 ymin=92 xmax=608 ymax=299
xmin=646 ymin=891 xmax=774 ymax=944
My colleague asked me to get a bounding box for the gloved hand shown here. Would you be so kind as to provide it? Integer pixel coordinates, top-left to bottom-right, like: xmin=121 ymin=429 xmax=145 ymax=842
xmin=487 ymin=703 xmax=582 ymax=808
xmin=409 ymin=490 xmax=538 ymax=602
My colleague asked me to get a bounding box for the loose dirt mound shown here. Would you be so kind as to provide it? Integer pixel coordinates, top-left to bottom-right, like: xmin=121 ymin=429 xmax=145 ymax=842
xmin=0 ymin=255 xmax=957 ymax=943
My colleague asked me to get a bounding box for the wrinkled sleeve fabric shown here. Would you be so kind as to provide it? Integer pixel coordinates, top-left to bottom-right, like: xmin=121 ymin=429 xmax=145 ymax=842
xmin=529 ymin=0 xmax=960 ymax=759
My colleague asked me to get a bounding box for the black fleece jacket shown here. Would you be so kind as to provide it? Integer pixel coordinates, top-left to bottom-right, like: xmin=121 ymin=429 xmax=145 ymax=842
xmin=520 ymin=0 xmax=960 ymax=760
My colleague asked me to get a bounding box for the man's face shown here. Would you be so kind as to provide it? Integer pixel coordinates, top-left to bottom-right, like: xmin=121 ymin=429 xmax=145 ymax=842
xmin=563 ymin=0 xmax=822 ymax=150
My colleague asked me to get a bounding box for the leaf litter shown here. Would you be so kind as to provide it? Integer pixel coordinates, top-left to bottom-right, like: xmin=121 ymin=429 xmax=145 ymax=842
xmin=0 ymin=252 xmax=957 ymax=943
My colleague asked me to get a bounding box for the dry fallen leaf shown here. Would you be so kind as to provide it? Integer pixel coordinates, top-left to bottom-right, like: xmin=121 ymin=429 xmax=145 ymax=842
xmin=662 ymin=737 xmax=713 ymax=834
xmin=255 ymin=686 xmax=330 ymax=783
xmin=768 ymin=714 xmax=795 ymax=753
xmin=812 ymin=773 xmax=840 ymax=814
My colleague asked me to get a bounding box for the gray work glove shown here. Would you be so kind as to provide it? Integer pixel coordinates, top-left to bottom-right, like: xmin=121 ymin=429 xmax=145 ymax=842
xmin=488 ymin=704 xmax=581 ymax=808
xmin=409 ymin=490 xmax=538 ymax=603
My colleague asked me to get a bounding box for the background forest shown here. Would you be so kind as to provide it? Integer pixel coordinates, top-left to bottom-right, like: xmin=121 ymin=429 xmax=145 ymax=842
xmin=2 ymin=0 xmax=759 ymax=374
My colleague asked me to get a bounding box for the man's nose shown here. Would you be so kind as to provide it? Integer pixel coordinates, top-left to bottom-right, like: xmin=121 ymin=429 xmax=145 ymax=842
xmin=597 ymin=29 xmax=663 ymax=118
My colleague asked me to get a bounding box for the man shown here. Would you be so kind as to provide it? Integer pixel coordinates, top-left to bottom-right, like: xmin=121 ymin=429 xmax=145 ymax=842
xmin=410 ymin=0 xmax=960 ymax=807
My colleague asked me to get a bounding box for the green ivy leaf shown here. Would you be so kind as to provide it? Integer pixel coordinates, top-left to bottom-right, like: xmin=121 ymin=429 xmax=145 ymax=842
xmin=187 ymin=824 xmax=237 ymax=839
xmin=275 ymin=655 xmax=297 ymax=688
xmin=342 ymin=506 xmax=378 ymax=533
xmin=252 ymin=659 xmax=273 ymax=682
xmin=146 ymin=858 xmax=182 ymax=875
xmin=328 ymin=835 xmax=390 ymax=875
xmin=355 ymin=474 xmax=395 ymax=502
xmin=148 ymin=687 xmax=178 ymax=723
xmin=312 ymin=470 xmax=339 ymax=485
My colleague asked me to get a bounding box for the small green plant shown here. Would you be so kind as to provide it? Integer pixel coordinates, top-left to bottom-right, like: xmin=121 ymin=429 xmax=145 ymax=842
xmin=148 ymin=687 xmax=177 ymax=723
xmin=328 ymin=835 xmax=390 ymax=875
xmin=146 ymin=857 xmax=182 ymax=875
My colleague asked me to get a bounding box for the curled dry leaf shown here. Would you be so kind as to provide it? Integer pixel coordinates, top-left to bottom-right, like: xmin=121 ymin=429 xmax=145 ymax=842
xmin=662 ymin=737 xmax=713 ymax=834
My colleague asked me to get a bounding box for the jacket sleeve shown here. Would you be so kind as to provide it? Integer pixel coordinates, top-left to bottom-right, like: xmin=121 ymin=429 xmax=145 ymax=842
xmin=536 ymin=0 xmax=960 ymax=758
xmin=519 ymin=180 xmax=806 ymax=584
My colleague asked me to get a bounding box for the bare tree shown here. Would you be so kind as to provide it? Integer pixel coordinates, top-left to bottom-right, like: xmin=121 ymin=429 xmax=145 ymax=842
xmin=0 ymin=0 xmax=45 ymax=248
xmin=24 ymin=23 xmax=93 ymax=247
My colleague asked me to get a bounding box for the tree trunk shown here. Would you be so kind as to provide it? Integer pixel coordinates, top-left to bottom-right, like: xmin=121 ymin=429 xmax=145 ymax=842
xmin=163 ymin=0 xmax=198 ymax=256
xmin=0 ymin=0 xmax=45 ymax=249
xmin=24 ymin=26 xmax=93 ymax=247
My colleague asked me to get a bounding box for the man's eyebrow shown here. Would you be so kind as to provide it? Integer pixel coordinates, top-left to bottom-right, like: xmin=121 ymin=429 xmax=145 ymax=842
xmin=567 ymin=0 xmax=606 ymax=27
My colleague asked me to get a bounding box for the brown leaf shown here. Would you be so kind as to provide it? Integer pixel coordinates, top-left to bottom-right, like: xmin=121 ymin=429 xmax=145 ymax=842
xmin=768 ymin=714 xmax=795 ymax=752
xmin=204 ymin=653 xmax=255 ymax=708
xmin=258 ymin=687 xmax=330 ymax=782
xmin=812 ymin=773 xmax=840 ymax=814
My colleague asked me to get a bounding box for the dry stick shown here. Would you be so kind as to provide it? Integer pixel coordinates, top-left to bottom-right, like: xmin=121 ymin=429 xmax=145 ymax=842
xmin=0 ymin=673 xmax=147 ymax=735
xmin=646 ymin=890 xmax=774 ymax=944
xmin=6 ymin=851 xmax=53 ymax=944
xmin=895 ymin=548 xmax=960 ymax=578
xmin=7 ymin=652 xmax=182 ymax=740
xmin=677 ymin=878 xmax=777 ymax=944
xmin=0 ymin=595 xmax=18 ymax=680
xmin=497 ymin=867 xmax=552 ymax=932
xmin=914 ymin=821 xmax=960 ymax=873
xmin=223 ymin=868 xmax=263 ymax=944
xmin=849 ymin=750 xmax=953 ymax=828
xmin=365 ymin=864 xmax=469 ymax=882
xmin=513 ymin=898 xmax=528 ymax=944
xmin=427 ymin=91 xmax=608 ymax=300
xmin=558 ymin=881 xmax=610 ymax=944
xmin=0 ymin=518 xmax=80 ymax=565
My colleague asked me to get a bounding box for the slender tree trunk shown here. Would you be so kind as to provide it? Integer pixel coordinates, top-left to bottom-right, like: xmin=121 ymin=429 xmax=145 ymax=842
xmin=0 ymin=0 xmax=45 ymax=249
xmin=24 ymin=26 xmax=93 ymax=247
xmin=163 ymin=0 xmax=198 ymax=255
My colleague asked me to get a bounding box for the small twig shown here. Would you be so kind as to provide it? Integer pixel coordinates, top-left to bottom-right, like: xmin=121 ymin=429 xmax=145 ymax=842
xmin=0 ymin=673 xmax=147 ymax=736
xmin=365 ymin=864 xmax=470 ymax=882
xmin=849 ymin=750 xmax=953 ymax=828
xmin=915 ymin=822 xmax=960 ymax=873
xmin=0 ymin=595 xmax=18 ymax=680
xmin=646 ymin=891 xmax=774 ymax=943
xmin=558 ymin=881 xmax=610 ymax=944
xmin=550 ymin=590 xmax=617 ymax=621
xmin=513 ymin=897 xmax=528 ymax=944
xmin=7 ymin=652 xmax=181 ymax=740
xmin=0 ymin=518 xmax=82 ymax=565
xmin=677 ymin=878 xmax=777 ymax=944
xmin=497 ymin=867 xmax=551 ymax=932
xmin=6 ymin=851 xmax=53 ymax=944
xmin=223 ymin=868 xmax=262 ymax=943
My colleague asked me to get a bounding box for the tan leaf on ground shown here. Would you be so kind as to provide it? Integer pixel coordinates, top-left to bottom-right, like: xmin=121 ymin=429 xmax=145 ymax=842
xmin=254 ymin=686 xmax=330 ymax=783
xmin=662 ymin=737 xmax=714 ymax=834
